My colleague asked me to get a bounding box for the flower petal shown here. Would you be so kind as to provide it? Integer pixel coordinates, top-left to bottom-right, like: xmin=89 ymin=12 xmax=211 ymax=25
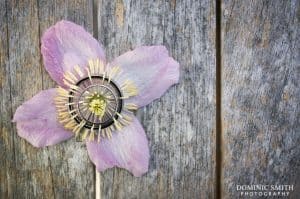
xmin=110 ymin=46 xmax=180 ymax=107
xmin=86 ymin=117 xmax=150 ymax=177
xmin=41 ymin=20 xmax=105 ymax=87
xmin=13 ymin=89 xmax=73 ymax=147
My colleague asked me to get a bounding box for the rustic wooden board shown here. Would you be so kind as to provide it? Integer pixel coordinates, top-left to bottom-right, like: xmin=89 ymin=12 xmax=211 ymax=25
xmin=1 ymin=0 xmax=216 ymax=198
xmin=97 ymin=0 xmax=216 ymax=198
xmin=1 ymin=0 xmax=95 ymax=198
xmin=222 ymin=0 xmax=300 ymax=198
xmin=0 ymin=0 xmax=12 ymax=197
xmin=2 ymin=0 xmax=300 ymax=198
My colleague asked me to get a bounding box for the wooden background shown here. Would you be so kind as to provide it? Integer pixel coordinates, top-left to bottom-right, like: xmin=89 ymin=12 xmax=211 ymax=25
xmin=0 ymin=0 xmax=298 ymax=198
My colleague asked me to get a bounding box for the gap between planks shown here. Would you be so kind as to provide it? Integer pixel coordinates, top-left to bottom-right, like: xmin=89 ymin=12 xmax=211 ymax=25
xmin=215 ymin=0 xmax=222 ymax=198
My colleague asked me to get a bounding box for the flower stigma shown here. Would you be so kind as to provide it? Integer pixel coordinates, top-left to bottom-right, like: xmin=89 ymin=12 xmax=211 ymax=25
xmin=88 ymin=93 xmax=107 ymax=118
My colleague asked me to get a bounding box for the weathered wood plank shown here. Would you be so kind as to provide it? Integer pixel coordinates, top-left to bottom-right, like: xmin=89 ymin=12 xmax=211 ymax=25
xmin=1 ymin=0 xmax=95 ymax=198
xmin=37 ymin=1 xmax=95 ymax=198
xmin=97 ymin=0 xmax=216 ymax=198
xmin=4 ymin=1 xmax=50 ymax=198
xmin=222 ymin=0 xmax=300 ymax=198
xmin=0 ymin=0 xmax=13 ymax=198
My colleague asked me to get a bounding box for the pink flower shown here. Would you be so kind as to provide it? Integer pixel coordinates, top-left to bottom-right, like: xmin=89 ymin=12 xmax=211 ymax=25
xmin=13 ymin=20 xmax=180 ymax=177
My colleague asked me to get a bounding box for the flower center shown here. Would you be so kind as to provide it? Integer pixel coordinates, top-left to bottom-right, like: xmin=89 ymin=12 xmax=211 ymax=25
xmin=55 ymin=59 xmax=139 ymax=141
xmin=74 ymin=76 xmax=122 ymax=130
xmin=88 ymin=93 xmax=107 ymax=117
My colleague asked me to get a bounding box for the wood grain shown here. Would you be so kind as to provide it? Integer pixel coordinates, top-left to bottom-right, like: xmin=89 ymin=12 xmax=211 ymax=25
xmin=1 ymin=0 xmax=95 ymax=198
xmin=97 ymin=0 xmax=216 ymax=198
xmin=1 ymin=0 xmax=216 ymax=198
xmin=222 ymin=0 xmax=300 ymax=198
xmin=2 ymin=0 xmax=299 ymax=198
xmin=0 ymin=0 xmax=12 ymax=197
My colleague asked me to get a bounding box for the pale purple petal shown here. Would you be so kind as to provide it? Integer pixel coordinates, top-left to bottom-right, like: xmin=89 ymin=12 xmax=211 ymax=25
xmin=86 ymin=117 xmax=150 ymax=177
xmin=109 ymin=46 xmax=180 ymax=107
xmin=41 ymin=20 xmax=105 ymax=87
xmin=13 ymin=89 xmax=73 ymax=147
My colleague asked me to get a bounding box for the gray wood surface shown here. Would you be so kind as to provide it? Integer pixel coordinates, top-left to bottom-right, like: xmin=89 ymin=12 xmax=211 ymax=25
xmin=222 ymin=0 xmax=300 ymax=198
xmin=1 ymin=0 xmax=299 ymax=198
xmin=1 ymin=0 xmax=95 ymax=198
xmin=97 ymin=0 xmax=216 ymax=198
xmin=1 ymin=0 xmax=216 ymax=198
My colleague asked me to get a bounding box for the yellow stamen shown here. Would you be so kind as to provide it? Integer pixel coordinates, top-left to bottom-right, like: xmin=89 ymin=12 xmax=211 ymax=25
xmin=89 ymin=125 xmax=95 ymax=141
xmin=65 ymin=71 xmax=78 ymax=82
xmin=113 ymin=118 xmax=122 ymax=131
xmin=63 ymin=72 xmax=76 ymax=83
xmin=124 ymin=103 xmax=138 ymax=111
xmin=120 ymin=80 xmax=138 ymax=97
xmin=82 ymin=129 xmax=89 ymax=140
xmin=88 ymin=60 xmax=95 ymax=74
xmin=74 ymin=65 xmax=84 ymax=77
xmin=106 ymin=128 xmax=112 ymax=139
xmin=108 ymin=66 xmax=121 ymax=82
xmin=86 ymin=67 xmax=93 ymax=83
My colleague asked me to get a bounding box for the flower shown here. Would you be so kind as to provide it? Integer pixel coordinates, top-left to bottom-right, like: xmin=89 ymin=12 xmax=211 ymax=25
xmin=13 ymin=20 xmax=180 ymax=177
